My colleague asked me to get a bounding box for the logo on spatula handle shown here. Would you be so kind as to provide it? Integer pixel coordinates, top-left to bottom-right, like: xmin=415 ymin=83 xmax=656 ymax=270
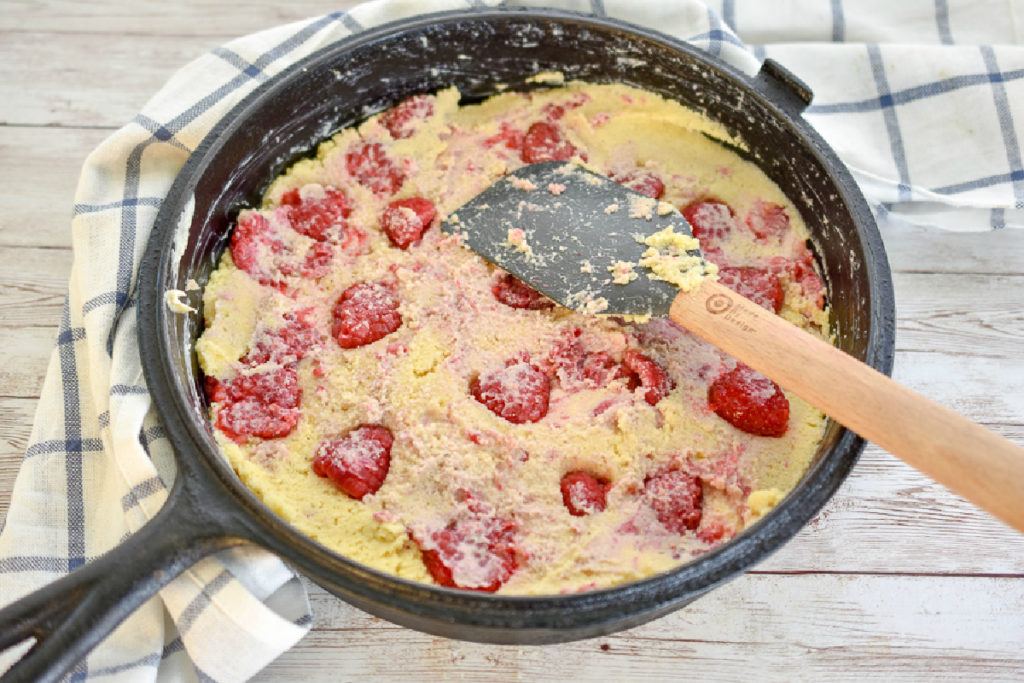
xmin=706 ymin=293 xmax=733 ymax=314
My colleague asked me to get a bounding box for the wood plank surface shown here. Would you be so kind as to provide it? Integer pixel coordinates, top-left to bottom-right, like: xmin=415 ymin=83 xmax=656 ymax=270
xmin=1 ymin=1 xmax=1022 ymax=681
xmin=0 ymin=126 xmax=113 ymax=248
xmin=0 ymin=1 xmax=337 ymax=36
xmin=255 ymin=574 xmax=1024 ymax=681
xmin=0 ymin=31 xmax=230 ymax=128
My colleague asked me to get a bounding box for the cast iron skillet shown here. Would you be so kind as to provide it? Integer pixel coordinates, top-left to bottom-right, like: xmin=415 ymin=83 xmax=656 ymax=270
xmin=0 ymin=8 xmax=895 ymax=682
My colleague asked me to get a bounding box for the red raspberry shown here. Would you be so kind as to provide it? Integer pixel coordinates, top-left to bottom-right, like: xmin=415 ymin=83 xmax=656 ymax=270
xmin=541 ymin=93 xmax=589 ymax=121
xmin=717 ymin=266 xmax=783 ymax=313
xmin=208 ymin=366 xmax=301 ymax=442
xmin=784 ymin=251 xmax=826 ymax=310
xmin=682 ymin=199 xmax=737 ymax=265
xmin=415 ymin=515 xmax=519 ymax=592
xmin=346 ymin=141 xmax=405 ymax=196
xmin=547 ymin=333 xmax=629 ymax=390
xmin=542 ymin=103 xmax=567 ymax=120
xmin=745 ymin=199 xmax=790 ymax=241
xmin=580 ymin=352 xmax=630 ymax=386
xmin=799 ymin=268 xmax=825 ymax=310
xmin=707 ymin=363 xmax=790 ymax=437
xmin=242 ymin=309 xmax=322 ymax=366
xmin=492 ymin=273 xmax=553 ymax=310
xmin=331 ymin=282 xmax=402 ymax=349
xmin=623 ymin=350 xmax=674 ymax=406
xmin=471 ymin=359 xmax=551 ymax=424
xmin=521 ymin=121 xmax=577 ymax=163
xmin=560 ymin=471 xmax=610 ymax=516
xmin=644 ymin=470 xmax=703 ymax=533
xmin=546 ymin=332 xmax=584 ymax=377
xmin=484 ymin=122 xmax=525 ymax=151
xmin=280 ymin=186 xmax=351 ymax=241
xmin=380 ymin=197 xmax=436 ymax=249
xmin=697 ymin=521 xmax=728 ymax=545
xmin=229 ymin=212 xmax=285 ymax=287
xmin=312 ymin=425 xmax=393 ymax=500
xmin=613 ymin=170 xmax=665 ymax=199
xmin=380 ymin=94 xmax=435 ymax=140
xmin=340 ymin=225 xmax=368 ymax=253
xmin=768 ymin=252 xmax=826 ymax=310
xmin=299 ymin=241 xmax=334 ymax=279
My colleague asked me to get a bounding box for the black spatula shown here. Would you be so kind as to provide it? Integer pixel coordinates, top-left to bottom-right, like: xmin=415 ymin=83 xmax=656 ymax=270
xmin=444 ymin=161 xmax=1024 ymax=534
xmin=447 ymin=161 xmax=695 ymax=317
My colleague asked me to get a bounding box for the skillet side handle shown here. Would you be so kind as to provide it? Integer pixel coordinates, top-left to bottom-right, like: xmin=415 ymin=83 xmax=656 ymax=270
xmin=754 ymin=58 xmax=814 ymax=115
xmin=0 ymin=473 xmax=248 ymax=683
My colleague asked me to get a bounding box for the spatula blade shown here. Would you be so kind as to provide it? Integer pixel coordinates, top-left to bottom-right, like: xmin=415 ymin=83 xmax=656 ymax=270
xmin=444 ymin=161 xmax=704 ymax=317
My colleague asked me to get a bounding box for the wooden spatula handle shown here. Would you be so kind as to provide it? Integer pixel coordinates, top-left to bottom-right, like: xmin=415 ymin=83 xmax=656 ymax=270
xmin=671 ymin=279 xmax=1024 ymax=533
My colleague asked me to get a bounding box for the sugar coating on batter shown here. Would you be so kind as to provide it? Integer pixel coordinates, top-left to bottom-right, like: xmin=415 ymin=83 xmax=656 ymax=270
xmin=197 ymin=81 xmax=831 ymax=595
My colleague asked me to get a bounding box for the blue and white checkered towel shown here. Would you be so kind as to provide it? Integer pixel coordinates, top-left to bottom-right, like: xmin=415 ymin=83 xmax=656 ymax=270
xmin=1 ymin=0 xmax=1020 ymax=680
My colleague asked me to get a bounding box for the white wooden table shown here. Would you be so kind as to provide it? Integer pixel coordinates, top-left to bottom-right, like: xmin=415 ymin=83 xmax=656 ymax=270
xmin=2 ymin=2 xmax=1023 ymax=680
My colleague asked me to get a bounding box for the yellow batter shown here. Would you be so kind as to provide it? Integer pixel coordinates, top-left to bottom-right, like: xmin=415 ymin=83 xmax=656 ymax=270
xmin=196 ymin=81 xmax=830 ymax=594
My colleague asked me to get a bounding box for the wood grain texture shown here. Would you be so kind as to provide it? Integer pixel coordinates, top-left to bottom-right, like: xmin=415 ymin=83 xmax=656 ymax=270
xmin=0 ymin=246 xmax=71 ymax=329
xmin=0 ymin=327 xmax=56 ymax=399
xmin=1 ymin=1 xmax=1022 ymax=680
xmin=0 ymin=1 xmax=340 ymax=35
xmin=0 ymin=31 xmax=229 ymax=127
xmin=254 ymin=575 xmax=1024 ymax=681
xmin=0 ymin=126 xmax=113 ymax=248
xmin=0 ymin=399 xmax=39 ymax=516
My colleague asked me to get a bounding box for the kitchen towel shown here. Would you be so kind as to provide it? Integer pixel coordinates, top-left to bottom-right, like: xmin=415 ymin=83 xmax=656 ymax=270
xmin=0 ymin=0 xmax=1020 ymax=681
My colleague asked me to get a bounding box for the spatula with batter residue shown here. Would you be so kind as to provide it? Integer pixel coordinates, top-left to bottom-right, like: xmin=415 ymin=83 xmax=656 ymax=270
xmin=444 ymin=160 xmax=1024 ymax=533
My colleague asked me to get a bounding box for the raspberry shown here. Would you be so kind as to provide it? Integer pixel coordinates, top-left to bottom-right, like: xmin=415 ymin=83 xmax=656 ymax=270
xmin=380 ymin=94 xmax=435 ymax=140
xmin=786 ymin=253 xmax=827 ymax=309
xmin=484 ymin=122 xmax=525 ymax=151
xmin=280 ymin=186 xmax=351 ymax=241
xmin=492 ymin=273 xmax=553 ymax=310
xmin=613 ymin=170 xmax=665 ymax=199
xmin=242 ymin=309 xmax=322 ymax=366
xmin=521 ymin=121 xmax=577 ymax=163
xmin=346 ymin=141 xmax=405 ymax=196
xmin=471 ymin=359 xmax=550 ymax=423
xmin=773 ymin=251 xmax=826 ymax=310
xmin=799 ymin=268 xmax=825 ymax=310
xmin=299 ymin=241 xmax=335 ymax=279
xmin=644 ymin=470 xmax=703 ymax=533
xmin=580 ymin=352 xmax=630 ymax=386
xmin=312 ymin=425 xmax=393 ymax=500
xmin=560 ymin=471 xmax=610 ymax=516
xmin=746 ymin=199 xmax=790 ymax=241
xmin=682 ymin=199 xmax=737 ymax=265
xmin=707 ymin=363 xmax=790 ymax=437
xmin=229 ymin=212 xmax=285 ymax=287
xmin=623 ymin=350 xmax=674 ymax=406
xmin=547 ymin=332 xmax=629 ymax=390
xmin=717 ymin=266 xmax=783 ymax=313
xmin=414 ymin=515 xmax=519 ymax=592
xmin=541 ymin=93 xmax=589 ymax=121
xmin=697 ymin=521 xmax=728 ymax=545
xmin=208 ymin=366 xmax=301 ymax=443
xmin=542 ymin=103 xmax=568 ymax=120
xmin=340 ymin=225 xmax=368 ymax=253
xmin=380 ymin=197 xmax=436 ymax=249
xmin=331 ymin=282 xmax=402 ymax=349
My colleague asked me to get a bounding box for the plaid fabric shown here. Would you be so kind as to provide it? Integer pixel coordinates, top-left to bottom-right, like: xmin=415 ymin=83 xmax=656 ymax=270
xmin=0 ymin=0 xmax=1020 ymax=680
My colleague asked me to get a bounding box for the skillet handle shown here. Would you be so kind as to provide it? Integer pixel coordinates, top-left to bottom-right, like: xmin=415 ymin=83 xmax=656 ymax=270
xmin=0 ymin=472 xmax=248 ymax=683
xmin=754 ymin=58 xmax=814 ymax=115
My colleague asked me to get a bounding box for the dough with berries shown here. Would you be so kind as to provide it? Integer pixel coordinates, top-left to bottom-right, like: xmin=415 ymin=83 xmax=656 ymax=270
xmin=197 ymin=81 xmax=830 ymax=594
